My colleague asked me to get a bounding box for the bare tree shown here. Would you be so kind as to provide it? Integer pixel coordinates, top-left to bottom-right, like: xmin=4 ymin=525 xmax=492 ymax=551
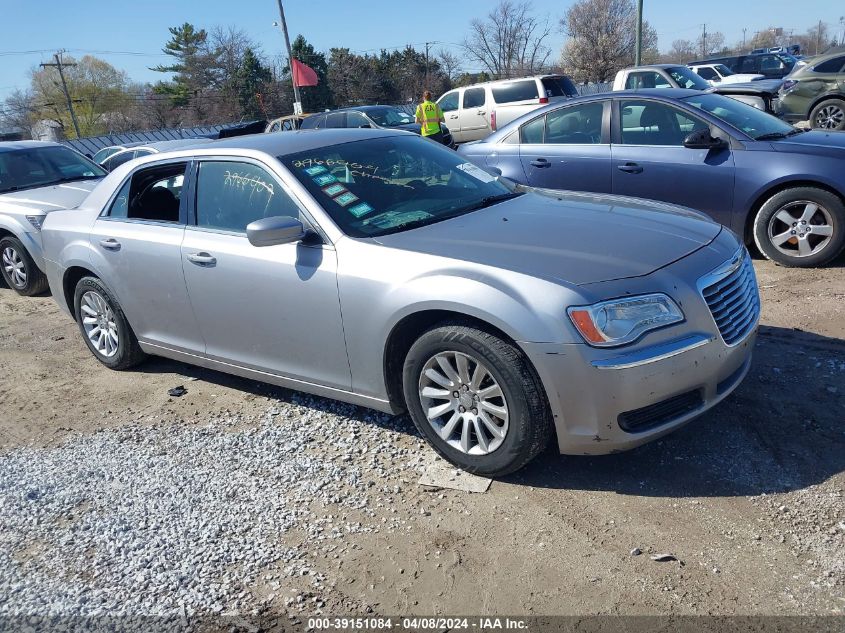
xmin=663 ymin=39 xmax=698 ymax=63
xmin=0 ymin=89 xmax=37 ymax=138
xmin=697 ymin=30 xmax=726 ymax=57
xmin=462 ymin=1 xmax=552 ymax=78
xmin=437 ymin=49 xmax=462 ymax=82
xmin=560 ymin=0 xmax=659 ymax=83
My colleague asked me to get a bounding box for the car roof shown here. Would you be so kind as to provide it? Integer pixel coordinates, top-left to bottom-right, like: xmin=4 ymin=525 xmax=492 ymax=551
xmin=0 ymin=140 xmax=64 ymax=152
xmin=443 ymin=74 xmax=570 ymax=91
xmin=624 ymin=64 xmax=689 ymax=70
xmin=180 ymin=128 xmax=409 ymax=156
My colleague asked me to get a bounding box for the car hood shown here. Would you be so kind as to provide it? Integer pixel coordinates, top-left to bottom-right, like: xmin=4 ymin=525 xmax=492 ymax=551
xmin=721 ymin=74 xmax=765 ymax=83
xmin=714 ymin=78 xmax=782 ymax=95
xmin=373 ymin=189 xmax=721 ymax=286
xmin=770 ymin=130 xmax=845 ymax=156
xmin=0 ymin=180 xmax=99 ymax=216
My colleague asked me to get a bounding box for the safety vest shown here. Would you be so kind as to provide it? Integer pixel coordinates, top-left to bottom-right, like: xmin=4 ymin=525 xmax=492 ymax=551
xmin=415 ymin=100 xmax=442 ymax=136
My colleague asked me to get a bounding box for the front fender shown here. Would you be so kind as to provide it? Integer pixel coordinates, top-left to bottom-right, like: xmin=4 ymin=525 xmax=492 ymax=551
xmin=336 ymin=239 xmax=583 ymax=401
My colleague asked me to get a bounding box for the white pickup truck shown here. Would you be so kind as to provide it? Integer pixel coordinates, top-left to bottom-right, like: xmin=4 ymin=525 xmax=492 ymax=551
xmin=612 ymin=64 xmax=782 ymax=114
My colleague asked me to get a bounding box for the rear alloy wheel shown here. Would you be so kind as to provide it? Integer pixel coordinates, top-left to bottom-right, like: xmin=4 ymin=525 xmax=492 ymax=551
xmin=753 ymin=188 xmax=845 ymax=267
xmin=73 ymin=276 xmax=146 ymax=370
xmin=0 ymin=236 xmax=48 ymax=296
xmin=810 ymin=99 xmax=845 ymax=131
xmin=402 ymin=323 xmax=552 ymax=477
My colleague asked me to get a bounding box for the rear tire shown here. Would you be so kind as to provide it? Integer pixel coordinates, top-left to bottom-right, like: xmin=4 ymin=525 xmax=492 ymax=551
xmin=402 ymin=322 xmax=552 ymax=477
xmin=752 ymin=187 xmax=845 ymax=267
xmin=0 ymin=236 xmax=48 ymax=296
xmin=73 ymin=276 xmax=146 ymax=370
xmin=809 ymin=98 xmax=845 ymax=131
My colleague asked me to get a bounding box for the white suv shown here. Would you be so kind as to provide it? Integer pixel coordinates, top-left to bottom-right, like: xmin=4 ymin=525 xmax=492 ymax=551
xmin=689 ymin=63 xmax=764 ymax=85
xmin=436 ymin=75 xmax=578 ymax=143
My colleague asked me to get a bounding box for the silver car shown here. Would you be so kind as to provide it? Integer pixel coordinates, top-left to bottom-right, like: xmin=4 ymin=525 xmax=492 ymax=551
xmin=41 ymin=130 xmax=759 ymax=476
xmin=0 ymin=141 xmax=105 ymax=295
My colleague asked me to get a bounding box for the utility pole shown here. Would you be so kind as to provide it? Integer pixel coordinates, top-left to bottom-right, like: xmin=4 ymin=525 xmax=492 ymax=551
xmin=40 ymin=52 xmax=81 ymax=139
xmin=816 ymin=20 xmax=822 ymax=55
xmin=634 ymin=0 xmax=643 ymax=66
xmin=742 ymin=28 xmax=747 ymax=52
xmin=424 ymin=41 xmax=439 ymax=88
xmin=701 ymin=23 xmax=707 ymax=58
xmin=274 ymin=0 xmax=302 ymax=115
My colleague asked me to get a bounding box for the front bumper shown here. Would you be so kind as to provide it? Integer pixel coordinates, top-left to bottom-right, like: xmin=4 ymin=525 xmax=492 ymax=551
xmin=521 ymin=237 xmax=759 ymax=455
xmin=522 ymin=326 xmax=755 ymax=454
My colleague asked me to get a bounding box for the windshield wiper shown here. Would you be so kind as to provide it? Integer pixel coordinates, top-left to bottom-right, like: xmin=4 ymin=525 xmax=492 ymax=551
xmin=754 ymin=132 xmax=789 ymax=140
xmin=457 ymin=191 xmax=524 ymax=212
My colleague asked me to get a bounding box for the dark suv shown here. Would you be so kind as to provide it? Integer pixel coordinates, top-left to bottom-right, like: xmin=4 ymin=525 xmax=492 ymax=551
xmin=690 ymin=52 xmax=799 ymax=79
xmin=779 ymin=52 xmax=845 ymax=130
xmin=300 ymin=106 xmax=454 ymax=147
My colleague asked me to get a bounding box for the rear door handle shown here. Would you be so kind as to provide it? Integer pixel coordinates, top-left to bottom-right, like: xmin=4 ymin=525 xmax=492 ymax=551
xmin=187 ymin=252 xmax=217 ymax=266
xmin=529 ymin=158 xmax=551 ymax=168
xmin=477 ymin=110 xmax=486 ymax=115
xmin=617 ymin=163 xmax=643 ymax=174
xmin=99 ymin=238 xmax=121 ymax=251
xmin=449 ymin=114 xmax=459 ymax=119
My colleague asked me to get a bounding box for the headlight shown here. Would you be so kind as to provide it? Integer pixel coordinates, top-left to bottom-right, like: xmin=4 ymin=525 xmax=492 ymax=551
xmin=26 ymin=215 xmax=45 ymax=231
xmin=568 ymin=293 xmax=684 ymax=347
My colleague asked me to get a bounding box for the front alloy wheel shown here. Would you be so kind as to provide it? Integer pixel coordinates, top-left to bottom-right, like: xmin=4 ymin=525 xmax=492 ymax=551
xmin=0 ymin=236 xmax=48 ymax=296
xmin=767 ymin=200 xmax=834 ymax=259
xmin=402 ymin=323 xmax=552 ymax=476
xmin=418 ymin=351 xmax=509 ymax=455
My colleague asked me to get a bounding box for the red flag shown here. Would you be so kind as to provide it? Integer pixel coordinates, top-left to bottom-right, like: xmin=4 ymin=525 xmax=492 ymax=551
xmin=291 ymin=58 xmax=319 ymax=87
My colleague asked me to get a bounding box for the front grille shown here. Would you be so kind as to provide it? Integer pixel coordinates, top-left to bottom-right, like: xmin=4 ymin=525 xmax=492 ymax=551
xmin=701 ymin=250 xmax=760 ymax=346
xmin=618 ymin=389 xmax=704 ymax=433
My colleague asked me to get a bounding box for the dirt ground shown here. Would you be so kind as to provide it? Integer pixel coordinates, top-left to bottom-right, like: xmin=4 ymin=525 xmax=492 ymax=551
xmin=1 ymin=253 xmax=843 ymax=622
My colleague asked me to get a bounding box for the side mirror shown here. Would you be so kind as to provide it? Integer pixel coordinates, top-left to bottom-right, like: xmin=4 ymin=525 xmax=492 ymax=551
xmin=246 ymin=216 xmax=306 ymax=247
xmin=683 ymin=129 xmax=726 ymax=150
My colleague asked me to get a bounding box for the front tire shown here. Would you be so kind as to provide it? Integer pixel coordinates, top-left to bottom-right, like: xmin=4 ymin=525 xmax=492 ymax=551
xmin=73 ymin=276 xmax=146 ymax=370
xmin=753 ymin=187 xmax=845 ymax=267
xmin=402 ymin=323 xmax=552 ymax=477
xmin=810 ymin=99 xmax=845 ymax=131
xmin=0 ymin=236 xmax=48 ymax=296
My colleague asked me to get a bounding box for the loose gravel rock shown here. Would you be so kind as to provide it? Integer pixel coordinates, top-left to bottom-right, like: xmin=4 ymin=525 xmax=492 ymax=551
xmin=0 ymin=396 xmax=427 ymax=622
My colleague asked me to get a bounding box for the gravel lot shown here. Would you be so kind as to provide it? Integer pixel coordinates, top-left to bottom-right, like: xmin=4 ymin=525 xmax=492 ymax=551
xmin=0 ymin=255 xmax=843 ymax=630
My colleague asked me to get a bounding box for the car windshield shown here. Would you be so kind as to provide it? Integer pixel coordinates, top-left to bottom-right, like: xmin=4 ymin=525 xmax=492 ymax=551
xmin=365 ymin=107 xmax=415 ymax=127
xmin=715 ymin=64 xmax=734 ymax=76
xmin=668 ymin=66 xmax=711 ymax=90
xmin=681 ymin=93 xmax=796 ymax=140
xmin=281 ymin=135 xmax=518 ymax=238
xmin=0 ymin=145 xmax=105 ymax=194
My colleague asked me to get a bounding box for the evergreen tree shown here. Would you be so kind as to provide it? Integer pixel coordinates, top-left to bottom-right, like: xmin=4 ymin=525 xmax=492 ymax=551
xmin=236 ymin=48 xmax=272 ymax=119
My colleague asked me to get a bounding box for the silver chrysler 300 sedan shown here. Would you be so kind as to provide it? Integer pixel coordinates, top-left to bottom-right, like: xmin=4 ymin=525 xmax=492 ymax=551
xmin=41 ymin=129 xmax=759 ymax=476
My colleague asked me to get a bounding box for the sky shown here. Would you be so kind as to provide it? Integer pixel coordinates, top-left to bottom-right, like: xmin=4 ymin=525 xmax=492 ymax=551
xmin=1 ymin=0 xmax=841 ymax=100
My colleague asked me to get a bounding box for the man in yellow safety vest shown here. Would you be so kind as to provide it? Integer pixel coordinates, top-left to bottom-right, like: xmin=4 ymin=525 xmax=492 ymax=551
xmin=415 ymin=91 xmax=445 ymax=143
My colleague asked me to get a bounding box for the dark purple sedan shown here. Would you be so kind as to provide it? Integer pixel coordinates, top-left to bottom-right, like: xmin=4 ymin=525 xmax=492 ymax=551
xmin=458 ymin=89 xmax=845 ymax=267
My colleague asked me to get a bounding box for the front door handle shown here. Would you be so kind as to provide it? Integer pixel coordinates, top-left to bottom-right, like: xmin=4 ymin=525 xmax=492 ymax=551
xmin=617 ymin=163 xmax=643 ymax=174
xmin=449 ymin=114 xmax=458 ymax=119
xmin=187 ymin=252 xmax=217 ymax=266
xmin=530 ymin=158 xmax=550 ymax=168
xmin=477 ymin=110 xmax=486 ymax=115
xmin=99 ymin=238 xmax=121 ymax=251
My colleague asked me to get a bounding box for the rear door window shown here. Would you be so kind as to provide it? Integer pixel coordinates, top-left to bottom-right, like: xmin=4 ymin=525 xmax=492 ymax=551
xmin=325 ymin=112 xmax=347 ymax=128
xmin=545 ymin=102 xmax=604 ymax=144
xmin=696 ymin=67 xmax=718 ymax=80
xmin=107 ymin=162 xmax=187 ymax=222
xmin=492 ymin=80 xmax=539 ymax=104
xmin=300 ymin=114 xmax=326 ymax=129
xmin=462 ymin=88 xmax=486 ymax=109
xmin=624 ymin=71 xmax=672 ymax=90
xmin=813 ymin=56 xmax=845 ymax=73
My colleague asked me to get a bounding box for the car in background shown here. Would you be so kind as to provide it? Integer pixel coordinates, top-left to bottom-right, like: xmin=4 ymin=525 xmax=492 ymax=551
xmin=0 ymin=141 xmax=105 ymax=295
xmin=299 ymin=105 xmax=454 ymax=147
xmin=689 ymin=63 xmax=764 ymax=85
xmin=92 ymin=142 xmax=146 ymax=165
xmin=265 ymin=114 xmax=312 ymax=133
xmin=100 ymin=138 xmax=213 ymax=172
xmin=41 ymin=130 xmax=757 ymax=476
xmin=689 ymin=52 xmax=799 ymax=79
xmin=778 ymin=51 xmax=845 ymax=131
xmin=612 ymin=64 xmax=782 ymax=113
xmin=436 ymin=75 xmax=578 ymax=143
xmin=458 ymin=90 xmax=845 ymax=268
